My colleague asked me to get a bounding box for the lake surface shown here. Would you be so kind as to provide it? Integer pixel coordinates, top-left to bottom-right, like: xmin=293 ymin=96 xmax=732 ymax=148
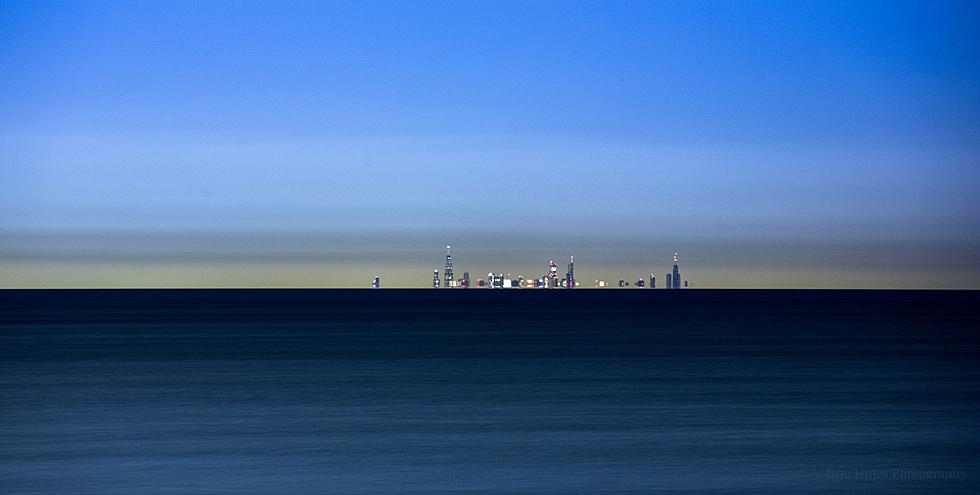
xmin=1 ymin=289 xmax=978 ymax=493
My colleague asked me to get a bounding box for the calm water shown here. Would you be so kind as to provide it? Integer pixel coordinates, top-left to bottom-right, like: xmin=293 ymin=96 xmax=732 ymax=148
xmin=1 ymin=289 xmax=978 ymax=494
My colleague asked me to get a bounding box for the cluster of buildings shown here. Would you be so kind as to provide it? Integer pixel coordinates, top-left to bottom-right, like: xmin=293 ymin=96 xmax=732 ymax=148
xmin=432 ymin=248 xmax=577 ymax=289
xmin=595 ymin=253 xmax=687 ymax=288
xmin=371 ymin=245 xmax=690 ymax=289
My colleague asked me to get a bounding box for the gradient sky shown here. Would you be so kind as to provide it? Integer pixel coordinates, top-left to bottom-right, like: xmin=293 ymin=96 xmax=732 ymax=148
xmin=1 ymin=0 xmax=979 ymax=287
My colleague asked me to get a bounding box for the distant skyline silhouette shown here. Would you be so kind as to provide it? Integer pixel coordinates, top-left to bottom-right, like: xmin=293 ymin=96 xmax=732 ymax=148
xmin=1 ymin=1 xmax=978 ymax=287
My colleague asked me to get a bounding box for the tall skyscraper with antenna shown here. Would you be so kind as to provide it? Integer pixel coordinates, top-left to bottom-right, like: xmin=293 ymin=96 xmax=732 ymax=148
xmin=566 ymin=256 xmax=575 ymax=289
xmin=443 ymin=245 xmax=454 ymax=288
xmin=672 ymin=252 xmax=682 ymax=289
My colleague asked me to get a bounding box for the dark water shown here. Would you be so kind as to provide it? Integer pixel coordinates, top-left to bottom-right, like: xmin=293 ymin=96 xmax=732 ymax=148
xmin=1 ymin=289 xmax=978 ymax=494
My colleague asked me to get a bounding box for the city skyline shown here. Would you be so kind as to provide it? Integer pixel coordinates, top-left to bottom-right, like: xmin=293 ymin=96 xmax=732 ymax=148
xmin=2 ymin=4 xmax=978 ymax=494
xmin=1 ymin=1 xmax=978 ymax=288
xmin=425 ymin=250 xmax=685 ymax=289
xmin=1 ymin=230 xmax=978 ymax=288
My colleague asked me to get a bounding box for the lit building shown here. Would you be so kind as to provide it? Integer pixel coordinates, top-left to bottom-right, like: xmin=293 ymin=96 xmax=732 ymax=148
xmin=443 ymin=245 xmax=453 ymax=288
xmin=461 ymin=272 xmax=470 ymax=288
xmin=650 ymin=274 xmax=656 ymax=288
xmin=666 ymin=273 xmax=672 ymax=289
xmin=548 ymin=259 xmax=558 ymax=288
xmin=636 ymin=279 xmax=645 ymax=287
xmin=672 ymin=253 xmax=681 ymax=289
xmin=372 ymin=274 xmax=380 ymax=289
xmin=566 ymin=256 xmax=575 ymax=289
xmin=432 ymin=269 xmax=440 ymax=288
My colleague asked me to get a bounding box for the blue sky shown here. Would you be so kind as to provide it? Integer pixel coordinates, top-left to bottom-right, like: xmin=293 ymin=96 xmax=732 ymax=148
xmin=1 ymin=1 xmax=978 ymax=287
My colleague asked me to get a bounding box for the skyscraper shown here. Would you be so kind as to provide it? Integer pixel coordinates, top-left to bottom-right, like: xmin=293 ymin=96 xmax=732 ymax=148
xmin=548 ymin=259 xmax=558 ymax=288
xmin=666 ymin=273 xmax=672 ymax=289
xmin=462 ymin=272 xmax=470 ymax=288
xmin=672 ymin=252 xmax=681 ymax=289
xmin=372 ymin=274 xmax=380 ymax=289
xmin=566 ymin=256 xmax=575 ymax=289
xmin=443 ymin=245 xmax=453 ymax=288
xmin=432 ymin=269 xmax=440 ymax=288
xmin=650 ymin=274 xmax=656 ymax=288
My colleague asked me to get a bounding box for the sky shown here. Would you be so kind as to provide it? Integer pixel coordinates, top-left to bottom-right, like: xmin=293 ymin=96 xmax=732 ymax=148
xmin=1 ymin=0 xmax=979 ymax=287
